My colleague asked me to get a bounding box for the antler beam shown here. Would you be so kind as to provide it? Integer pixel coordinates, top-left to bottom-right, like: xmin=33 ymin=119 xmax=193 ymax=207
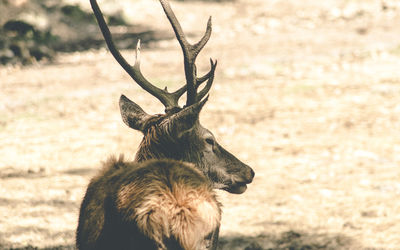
xmin=159 ymin=0 xmax=215 ymax=107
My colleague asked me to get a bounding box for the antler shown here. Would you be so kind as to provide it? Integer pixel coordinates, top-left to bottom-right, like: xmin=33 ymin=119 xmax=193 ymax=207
xmin=159 ymin=0 xmax=216 ymax=107
xmin=90 ymin=0 xmax=216 ymax=112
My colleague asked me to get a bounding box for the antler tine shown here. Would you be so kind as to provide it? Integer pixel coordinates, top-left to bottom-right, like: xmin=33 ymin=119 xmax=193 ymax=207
xmin=195 ymin=58 xmax=217 ymax=89
xmin=170 ymin=58 xmax=217 ymax=104
xmin=90 ymin=0 xmax=180 ymax=111
xmin=194 ymin=17 xmax=212 ymax=57
xmin=196 ymin=59 xmax=217 ymax=102
xmin=159 ymin=0 xmax=213 ymax=107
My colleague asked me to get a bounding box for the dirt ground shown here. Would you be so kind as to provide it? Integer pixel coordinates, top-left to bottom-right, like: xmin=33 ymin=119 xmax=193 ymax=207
xmin=1 ymin=0 xmax=400 ymax=249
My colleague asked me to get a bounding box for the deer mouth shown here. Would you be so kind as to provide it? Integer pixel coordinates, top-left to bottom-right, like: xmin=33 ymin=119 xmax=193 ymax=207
xmin=224 ymin=182 xmax=248 ymax=194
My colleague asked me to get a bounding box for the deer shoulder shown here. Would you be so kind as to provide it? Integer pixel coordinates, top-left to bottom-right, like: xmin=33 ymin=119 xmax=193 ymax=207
xmin=77 ymin=156 xmax=221 ymax=250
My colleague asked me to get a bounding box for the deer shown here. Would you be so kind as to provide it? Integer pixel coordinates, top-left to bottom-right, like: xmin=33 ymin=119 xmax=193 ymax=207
xmin=76 ymin=0 xmax=255 ymax=249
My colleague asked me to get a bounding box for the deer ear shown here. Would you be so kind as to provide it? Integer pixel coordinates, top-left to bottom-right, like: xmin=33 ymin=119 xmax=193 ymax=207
xmin=119 ymin=95 xmax=152 ymax=132
xmin=167 ymin=95 xmax=209 ymax=133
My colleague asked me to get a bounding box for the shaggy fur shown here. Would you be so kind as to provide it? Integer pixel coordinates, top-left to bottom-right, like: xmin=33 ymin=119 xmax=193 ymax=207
xmin=134 ymin=114 xmax=180 ymax=162
xmin=76 ymin=156 xmax=221 ymax=250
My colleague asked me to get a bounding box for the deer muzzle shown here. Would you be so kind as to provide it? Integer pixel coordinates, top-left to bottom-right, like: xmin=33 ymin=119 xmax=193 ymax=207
xmin=225 ymin=165 xmax=255 ymax=194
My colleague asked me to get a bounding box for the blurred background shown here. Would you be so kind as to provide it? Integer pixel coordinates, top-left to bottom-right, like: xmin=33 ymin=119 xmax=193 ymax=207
xmin=1 ymin=0 xmax=400 ymax=249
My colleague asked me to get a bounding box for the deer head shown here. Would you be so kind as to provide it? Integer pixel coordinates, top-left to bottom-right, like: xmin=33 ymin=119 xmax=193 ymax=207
xmin=90 ymin=0 xmax=254 ymax=194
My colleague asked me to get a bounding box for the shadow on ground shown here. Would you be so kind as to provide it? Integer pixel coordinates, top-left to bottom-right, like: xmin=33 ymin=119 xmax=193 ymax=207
xmin=0 ymin=230 xmax=360 ymax=250
xmin=3 ymin=246 xmax=75 ymax=250
xmin=217 ymin=231 xmax=357 ymax=249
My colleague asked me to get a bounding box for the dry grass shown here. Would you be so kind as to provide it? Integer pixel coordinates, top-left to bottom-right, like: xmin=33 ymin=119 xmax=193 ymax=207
xmin=1 ymin=0 xmax=400 ymax=249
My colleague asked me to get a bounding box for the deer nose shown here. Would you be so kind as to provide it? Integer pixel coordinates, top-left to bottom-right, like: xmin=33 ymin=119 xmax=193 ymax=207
xmin=244 ymin=165 xmax=255 ymax=183
xmin=249 ymin=167 xmax=255 ymax=180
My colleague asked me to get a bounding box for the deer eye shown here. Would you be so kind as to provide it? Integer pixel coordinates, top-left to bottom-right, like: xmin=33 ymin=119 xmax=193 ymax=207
xmin=205 ymin=138 xmax=215 ymax=146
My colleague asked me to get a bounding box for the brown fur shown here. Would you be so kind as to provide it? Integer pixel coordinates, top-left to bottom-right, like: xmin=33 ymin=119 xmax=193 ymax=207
xmin=135 ymin=116 xmax=181 ymax=162
xmin=76 ymin=156 xmax=221 ymax=250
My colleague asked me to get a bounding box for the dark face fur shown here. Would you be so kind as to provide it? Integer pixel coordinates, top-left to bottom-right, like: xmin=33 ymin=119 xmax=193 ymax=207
xmin=177 ymin=123 xmax=254 ymax=194
xmin=120 ymin=95 xmax=254 ymax=194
